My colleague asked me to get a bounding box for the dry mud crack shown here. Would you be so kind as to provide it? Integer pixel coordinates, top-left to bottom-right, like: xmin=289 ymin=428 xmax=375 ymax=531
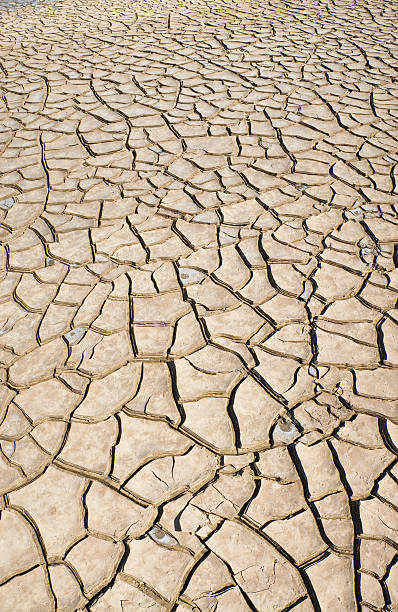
xmin=0 ymin=0 xmax=398 ymax=609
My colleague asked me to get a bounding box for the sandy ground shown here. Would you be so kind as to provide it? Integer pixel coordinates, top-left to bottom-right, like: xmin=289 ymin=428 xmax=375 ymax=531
xmin=0 ymin=0 xmax=398 ymax=609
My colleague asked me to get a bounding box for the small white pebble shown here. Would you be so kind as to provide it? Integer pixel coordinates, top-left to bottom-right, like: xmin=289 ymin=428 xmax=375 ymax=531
xmin=64 ymin=327 xmax=86 ymax=345
xmin=177 ymin=267 xmax=205 ymax=286
xmin=308 ymin=365 xmax=318 ymax=377
xmin=94 ymin=253 xmax=109 ymax=262
xmin=0 ymin=197 xmax=14 ymax=211
xmin=148 ymin=526 xmax=178 ymax=547
xmin=273 ymin=420 xmax=300 ymax=444
xmin=299 ymin=280 xmax=313 ymax=301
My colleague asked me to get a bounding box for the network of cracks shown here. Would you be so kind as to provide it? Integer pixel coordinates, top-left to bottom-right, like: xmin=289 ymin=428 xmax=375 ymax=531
xmin=0 ymin=0 xmax=398 ymax=609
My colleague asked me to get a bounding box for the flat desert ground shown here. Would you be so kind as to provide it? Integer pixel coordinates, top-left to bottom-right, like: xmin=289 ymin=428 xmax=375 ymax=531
xmin=0 ymin=0 xmax=398 ymax=609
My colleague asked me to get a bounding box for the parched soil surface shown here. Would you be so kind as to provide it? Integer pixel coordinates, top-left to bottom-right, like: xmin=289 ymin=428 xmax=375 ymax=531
xmin=0 ymin=0 xmax=398 ymax=609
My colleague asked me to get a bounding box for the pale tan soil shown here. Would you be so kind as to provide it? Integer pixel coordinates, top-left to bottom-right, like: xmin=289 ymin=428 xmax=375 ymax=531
xmin=0 ymin=0 xmax=398 ymax=609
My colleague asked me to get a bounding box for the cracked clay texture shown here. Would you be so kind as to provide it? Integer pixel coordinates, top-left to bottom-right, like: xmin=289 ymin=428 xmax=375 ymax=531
xmin=0 ymin=0 xmax=398 ymax=609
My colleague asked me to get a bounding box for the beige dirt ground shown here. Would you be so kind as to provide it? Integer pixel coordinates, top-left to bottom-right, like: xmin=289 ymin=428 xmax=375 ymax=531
xmin=0 ymin=0 xmax=398 ymax=609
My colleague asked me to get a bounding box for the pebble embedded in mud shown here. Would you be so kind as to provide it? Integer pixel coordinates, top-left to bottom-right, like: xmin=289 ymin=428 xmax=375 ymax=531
xmin=148 ymin=526 xmax=178 ymax=547
xmin=0 ymin=198 xmax=14 ymax=211
xmin=64 ymin=327 xmax=87 ymax=345
xmin=272 ymin=419 xmax=301 ymax=444
xmin=177 ymin=267 xmax=205 ymax=285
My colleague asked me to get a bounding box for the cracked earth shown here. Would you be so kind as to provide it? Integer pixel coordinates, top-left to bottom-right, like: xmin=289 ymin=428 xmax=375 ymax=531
xmin=0 ymin=0 xmax=397 ymax=609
